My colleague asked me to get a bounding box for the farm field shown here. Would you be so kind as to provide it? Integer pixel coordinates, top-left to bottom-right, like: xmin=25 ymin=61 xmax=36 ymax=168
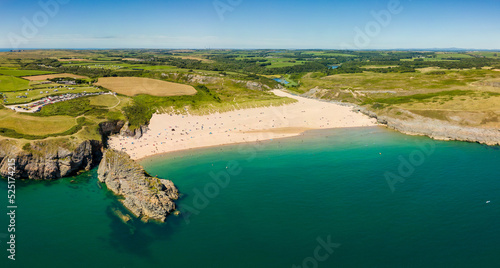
xmin=302 ymin=51 xmax=357 ymax=57
xmin=63 ymin=61 xmax=178 ymax=71
xmin=58 ymin=58 xmax=91 ymax=62
xmin=95 ymin=77 xmax=197 ymax=96
xmin=0 ymin=48 xmax=499 ymax=142
xmin=435 ymin=52 xmax=474 ymax=59
xmin=0 ymin=50 xmax=93 ymax=60
xmin=0 ymin=68 xmax=54 ymax=76
xmin=3 ymin=85 xmax=101 ymax=105
xmin=62 ymin=62 xmax=125 ymax=70
xmin=172 ymin=55 xmax=213 ymax=62
xmin=266 ymin=59 xmax=307 ymax=68
xmin=467 ymin=51 xmax=500 ymax=58
xmin=89 ymin=94 xmax=131 ymax=110
xmin=0 ymin=109 xmax=77 ymax=136
xmin=233 ymin=56 xmax=307 ymax=68
xmin=0 ymin=75 xmax=30 ymax=91
xmin=22 ymin=73 xmax=89 ymax=81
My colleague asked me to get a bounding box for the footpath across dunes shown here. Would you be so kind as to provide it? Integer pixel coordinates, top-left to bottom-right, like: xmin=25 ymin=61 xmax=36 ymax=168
xmin=109 ymin=90 xmax=377 ymax=160
xmin=95 ymin=77 xmax=197 ymax=96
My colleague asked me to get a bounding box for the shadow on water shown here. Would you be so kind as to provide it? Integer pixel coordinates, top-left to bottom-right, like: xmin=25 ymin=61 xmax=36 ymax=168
xmin=101 ymin=193 xmax=185 ymax=258
xmin=3 ymin=170 xmax=97 ymax=190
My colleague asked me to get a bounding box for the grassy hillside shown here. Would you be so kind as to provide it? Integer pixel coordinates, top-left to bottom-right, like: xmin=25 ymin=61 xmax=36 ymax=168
xmin=0 ymin=48 xmax=499 ymax=146
xmin=0 ymin=75 xmax=30 ymax=92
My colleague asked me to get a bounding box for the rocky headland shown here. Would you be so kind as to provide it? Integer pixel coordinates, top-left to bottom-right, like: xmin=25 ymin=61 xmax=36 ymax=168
xmin=97 ymin=149 xmax=178 ymax=222
xmin=0 ymin=139 xmax=102 ymax=180
xmin=0 ymin=120 xmax=179 ymax=222
xmin=356 ymin=107 xmax=500 ymax=146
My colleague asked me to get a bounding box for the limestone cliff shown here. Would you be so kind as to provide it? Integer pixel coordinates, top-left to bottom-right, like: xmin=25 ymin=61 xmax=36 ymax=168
xmin=0 ymin=139 xmax=102 ymax=180
xmin=97 ymin=149 xmax=178 ymax=222
xmin=99 ymin=120 xmax=148 ymax=141
xmin=356 ymin=108 xmax=500 ymax=145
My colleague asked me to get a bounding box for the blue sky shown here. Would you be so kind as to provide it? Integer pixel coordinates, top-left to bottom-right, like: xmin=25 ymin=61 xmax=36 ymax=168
xmin=0 ymin=0 xmax=499 ymax=49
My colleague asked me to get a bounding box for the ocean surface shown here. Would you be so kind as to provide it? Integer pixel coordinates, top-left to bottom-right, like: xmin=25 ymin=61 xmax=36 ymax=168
xmin=1 ymin=126 xmax=500 ymax=267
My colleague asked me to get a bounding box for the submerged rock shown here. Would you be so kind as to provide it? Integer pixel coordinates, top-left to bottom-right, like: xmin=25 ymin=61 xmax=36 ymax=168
xmin=97 ymin=149 xmax=178 ymax=222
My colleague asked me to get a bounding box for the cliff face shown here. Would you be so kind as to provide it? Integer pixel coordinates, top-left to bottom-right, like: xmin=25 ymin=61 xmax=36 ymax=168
xmin=119 ymin=124 xmax=149 ymax=139
xmin=0 ymin=121 xmax=179 ymax=223
xmin=99 ymin=120 xmax=148 ymax=141
xmin=0 ymin=139 xmax=102 ymax=180
xmin=381 ymin=115 xmax=500 ymax=145
xmin=356 ymin=108 xmax=500 ymax=145
xmin=232 ymin=80 xmax=272 ymax=91
xmin=99 ymin=120 xmax=125 ymax=146
xmin=97 ymin=149 xmax=178 ymax=222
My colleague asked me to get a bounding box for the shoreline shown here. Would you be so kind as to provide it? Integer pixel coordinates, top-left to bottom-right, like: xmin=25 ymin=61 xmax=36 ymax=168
xmin=109 ymin=90 xmax=378 ymax=160
xmin=357 ymin=108 xmax=500 ymax=146
xmin=137 ymin=126 xmax=382 ymax=163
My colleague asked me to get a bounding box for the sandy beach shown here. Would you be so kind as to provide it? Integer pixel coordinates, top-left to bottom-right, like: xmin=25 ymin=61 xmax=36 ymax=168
xmin=108 ymin=90 xmax=377 ymax=160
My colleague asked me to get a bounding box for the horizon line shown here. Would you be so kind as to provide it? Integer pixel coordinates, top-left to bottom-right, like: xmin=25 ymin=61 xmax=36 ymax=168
xmin=2 ymin=48 xmax=500 ymax=51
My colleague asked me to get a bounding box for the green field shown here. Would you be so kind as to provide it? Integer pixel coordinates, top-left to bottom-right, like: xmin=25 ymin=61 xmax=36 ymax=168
xmin=1 ymin=48 xmax=500 ymax=142
xmin=0 ymin=68 xmax=54 ymax=77
xmin=467 ymin=51 xmax=500 ymax=58
xmin=266 ymin=59 xmax=307 ymax=68
xmin=63 ymin=61 xmax=178 ymax=71
xmin=0 ymin=75 xmax=30 ymax=92
xmin=233 ymin=56 xmax=307 ymax=68
xmin=3 ymin=85 xmax=102 ymax=105
xmin=89 ymin=94 xmax=122 ymax=107
xmin=302 ymin=51 xmax=357 ymax=57
xmin=63 ymin=61 xmax=125 ymax=70
xmin=0 ymin=109 xmax=77 ymax=136
xmin=435 ymin=53 xmax=473 ymax=59
xmin=304 ymin=69 xmax=499 ymax=92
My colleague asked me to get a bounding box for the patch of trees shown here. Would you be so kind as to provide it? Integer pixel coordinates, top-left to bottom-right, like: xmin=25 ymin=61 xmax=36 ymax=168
xmin=21 ymin=62 xmax=145 ymax=78
xmin=425 ymin=71 xmax=446 ymax=75
xmin=21 ymin=58 xmax=62 ymax=68
xmin=326 ymin=65 xmax=364 ymax=75
xmin=363 ymin=66 xmax=416 ymax=73
xmin=123 ymin=101 xmax=151 ymax=128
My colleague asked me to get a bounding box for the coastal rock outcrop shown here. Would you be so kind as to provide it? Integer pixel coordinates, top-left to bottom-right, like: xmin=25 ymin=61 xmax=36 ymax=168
xmin=99 ymin=120 xmax=125 ymax=145
xmin=232 ymin=80 xmax=271 ymax=91
xmin=0 ymin=139 xmax=103 ymax=180
xmin=97 ymin=149 xmax=178 ymax=222
xmin=356 ymin=108 xmax=500 ymax=145
xmin=381 ymin=114 xmax=500 ymax=145
xmin=99 ymin=120 xmax=148 ymax=140
xmin=185 ymin=74 xmax=222 ymax=84
xmin=161 ymin=72 xmax=275 ymax=90
xmin=161 ymin=73 xmax=222 ymax=84
xmin=119 ymin=124 xmax=149 ymax=139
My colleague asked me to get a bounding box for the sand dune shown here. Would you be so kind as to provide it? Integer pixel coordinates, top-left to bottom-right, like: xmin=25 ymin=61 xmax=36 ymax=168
xmin=109 ymin=90 xmax=377 ymax=160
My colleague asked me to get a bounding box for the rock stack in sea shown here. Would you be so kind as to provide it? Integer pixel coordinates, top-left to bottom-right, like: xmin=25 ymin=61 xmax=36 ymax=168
xmin=97 ymin=149 xmax=178 ymax=222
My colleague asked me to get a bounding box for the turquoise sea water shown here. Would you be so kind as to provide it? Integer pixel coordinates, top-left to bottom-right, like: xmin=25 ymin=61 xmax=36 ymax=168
xmin=1 ymin=127 xmax=500 ymax=267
